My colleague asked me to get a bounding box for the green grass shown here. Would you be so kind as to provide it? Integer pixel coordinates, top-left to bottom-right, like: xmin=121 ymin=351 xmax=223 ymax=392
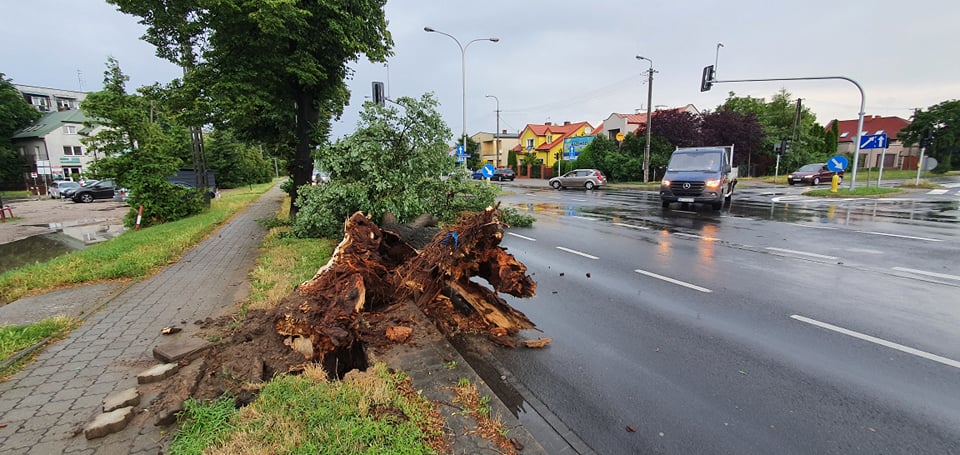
xmin=0 ymin=181 xmax=277 ymax=305
xmin=0 ymin=316 xmax=77 ymax=362
xmin=0 ymin=190 xmax=31 ymax=200
xmin=804 ymin=187 xmax=902 ymax=197
xmin=170 ymin=363 xmax=444 ymax=455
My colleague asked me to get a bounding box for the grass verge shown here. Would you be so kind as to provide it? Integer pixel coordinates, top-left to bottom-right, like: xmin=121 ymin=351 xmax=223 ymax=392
xmin=170 ymin=363 xmax=447 ymax=455
xmin=803 ymin=187 xmax=901 ymax=197
xmin=451 ymin=377 xmax=516 ymax=454
xmin=0 ymin=182 xmax=276 ymax=305
xmin=0 ymin=316 xmax=78 ymax=379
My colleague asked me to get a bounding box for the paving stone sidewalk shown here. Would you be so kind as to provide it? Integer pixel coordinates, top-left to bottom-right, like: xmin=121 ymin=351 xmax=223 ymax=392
xmin=0 ymin=186 xmax=284 ymax=454
xmin=1 ymin=184 xmax=550 ymax=454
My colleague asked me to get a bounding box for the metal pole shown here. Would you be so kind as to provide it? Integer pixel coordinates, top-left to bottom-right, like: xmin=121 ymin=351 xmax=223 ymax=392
xmin=915 ymin=146 xmax=925 ymax=185
xmin=486 ymin=95 xmax=500 ymax=168
xmin=424 ymin=27 xmax=499 ymax=168
xmin=709 ymin=75 xmax=865 ymax=189
xmin=636 ymin=56 xmax=654 ymax=183
xmin=714 ymin=43 xmax=723 ymax=78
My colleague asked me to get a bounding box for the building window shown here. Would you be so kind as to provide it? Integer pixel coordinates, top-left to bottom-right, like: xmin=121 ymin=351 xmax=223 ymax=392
xmin=57 ymin=98 xmax=76 ymax=110
xmin=63 ymin=146 xmax=82 ymax=156
xmin=526 ymin=138 xmax=534 ymax=150
xmin=30 ymin=96 xmax=50 ymax=111
xmin=546 ymin=135 xmax=552 ymax=143
xmin=63 ymin=125 xmax=77 ymax=134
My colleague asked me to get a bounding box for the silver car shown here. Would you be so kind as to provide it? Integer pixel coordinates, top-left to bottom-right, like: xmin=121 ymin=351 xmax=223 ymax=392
xmin=48 ymin=180 xmax=80 ymax=199
xmin=549 ymin=169 xmax=607 ymax=190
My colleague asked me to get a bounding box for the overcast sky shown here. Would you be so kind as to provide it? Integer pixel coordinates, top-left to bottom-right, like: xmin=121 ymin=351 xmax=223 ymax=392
xmin=3 ymin=0 xmax=957 ymax=142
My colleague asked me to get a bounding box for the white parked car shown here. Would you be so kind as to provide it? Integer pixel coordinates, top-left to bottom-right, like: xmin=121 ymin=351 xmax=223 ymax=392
xmin=48 ymin=181 xmax=80 ymax=199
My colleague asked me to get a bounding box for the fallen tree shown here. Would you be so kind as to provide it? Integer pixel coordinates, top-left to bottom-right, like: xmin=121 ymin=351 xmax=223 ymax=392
xmin=272 ymin=205 xmax=538 ymax=377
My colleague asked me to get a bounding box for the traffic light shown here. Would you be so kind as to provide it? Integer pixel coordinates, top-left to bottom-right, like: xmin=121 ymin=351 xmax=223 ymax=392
xmin=700 ymin=65 xmax=714 ymax=92
xmin=920 ymin=130 xmax=933 ymax=148
xmin=371 ymin=81 xmax=385 ymax=106
xmin=783 ymin=139 xmax=791 ymax=154
xmin=773 ymin=142 xmax=782 ymax=155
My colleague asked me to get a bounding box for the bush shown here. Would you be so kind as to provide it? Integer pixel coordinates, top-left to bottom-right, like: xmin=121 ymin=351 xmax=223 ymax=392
xmin=124 ymin=180 xmax=205 ymax=228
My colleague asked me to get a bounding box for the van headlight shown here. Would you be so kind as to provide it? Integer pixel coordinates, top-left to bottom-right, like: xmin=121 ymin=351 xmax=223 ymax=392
xmin=661 ymin=179 xmax=671 ymax=187
xmin=705 ymin=179 xmax=721 ymax=188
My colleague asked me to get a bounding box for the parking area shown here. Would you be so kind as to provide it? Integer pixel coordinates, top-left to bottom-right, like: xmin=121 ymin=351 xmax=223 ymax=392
xmin=0 ymin=196 xmax=129 ymax=244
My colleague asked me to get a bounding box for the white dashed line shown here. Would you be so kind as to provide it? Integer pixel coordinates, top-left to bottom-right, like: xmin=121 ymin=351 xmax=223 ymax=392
xmin=765 ymin=247 xmax=839 ymax=261
xmin=787 ymin=223 xmax=838 ymax=230
xmin=791 ymin=315 xmax=960 ymax=370
xmin=634 ymin=269 xmax=712 ymax=293
xmin=859 ymin=231 xmax=942 ymax=242
xmin=572 ymin=216 xmax=599 ymax=221
xmin=613 ymin=222 xmax=649 ymax=230
xmin=927 ymin=189 xmax=949 ymax=195
xmin=892 ymin=267 xmax=960 ymax=282
xmin=556 ymin=246 xmax=598 ymax=260
xmin=507 ymin=232 xmax=536 ymax=242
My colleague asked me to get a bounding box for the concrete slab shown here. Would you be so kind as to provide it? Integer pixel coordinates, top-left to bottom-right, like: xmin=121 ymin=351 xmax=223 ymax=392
xmin=153 ymin=337 xmax=213 ymax=363
xmin=84 ymin=406 xmax=134 ymax=440
xmin=137 ymin=363 xmax=180 ymax=384
xmin=103 ymin=388 xmax=140 ymax=412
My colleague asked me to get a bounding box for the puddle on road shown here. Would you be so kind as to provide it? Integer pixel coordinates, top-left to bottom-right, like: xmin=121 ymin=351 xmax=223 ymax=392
xmin=0 ymin=233 xmax=82 ymax=274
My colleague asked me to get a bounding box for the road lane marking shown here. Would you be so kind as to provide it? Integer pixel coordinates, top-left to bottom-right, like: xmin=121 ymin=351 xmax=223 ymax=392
xmin=572 ymin=216 xmax=599 ymax=221
xmin=765 ymin=247 xmax=839 ymax=261
xmin=941 ymin=183 xmax=960 ymax=188
xmin=892 ymin=267 xmax=960 ymax=282
xmin=790 ymin=315 xmax=960 ymax=370
xmin=507 ymin=232 xmax=536 ymax=242
xmin=673 ymin=232 xmax=701 ymax=239
xmin=556 ymin=246 xmax=598 ymax=260
xmin=787 ymin=223 xmax=838 ymax=230
xmin=672 ymin=210 xmax=697 ymax=214
xmin=613 ymin=222 xmax=649 ymax=230
xmin=572 ymin=198 xmax=587 ymax=202
xmin=927 ymin=189 xmax=949 ymax=195
xmin=634 ymin=269 xmax=712 ymax=293
xmin=859 ymin=231 xmax=942 ymax=242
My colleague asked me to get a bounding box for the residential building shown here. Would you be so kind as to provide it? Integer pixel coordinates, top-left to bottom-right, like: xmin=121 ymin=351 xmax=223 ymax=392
xmin=828 ymin=116 xmax=915 ymax=169
xmin=14 ymin=84 xmax=86 ymax=113
xmin=12 ymin=109 xmax=102 ymax=183
xmin=471 ymin=130 xmax=519 ymax=168
xmin=593 ymin=104 xmax=699 ymax=140
xmin=515 ymin=121 xmax=594 ymax=169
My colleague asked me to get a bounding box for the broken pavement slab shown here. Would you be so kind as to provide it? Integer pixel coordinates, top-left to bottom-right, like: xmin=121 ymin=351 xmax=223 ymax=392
xmin=153 ymin=337 xmax=213 ymax=363
xmin=84 ymin=406 xmax=135 ymax=440
xmin=103 ymin=387 xmax=140 ymax=412
xmin=137 ymin=363 xmax=180 ymax=384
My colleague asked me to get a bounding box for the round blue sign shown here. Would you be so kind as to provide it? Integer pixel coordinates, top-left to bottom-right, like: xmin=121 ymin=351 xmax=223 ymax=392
xmin=826 ymin=155 xmax=848 ymax=172
xmin=481 ymin=163 xmax=495 ymax=178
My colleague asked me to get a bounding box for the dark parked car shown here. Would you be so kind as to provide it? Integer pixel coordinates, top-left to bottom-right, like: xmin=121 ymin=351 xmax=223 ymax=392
xmin=471 ymin=169 xmax=485 ymax=180
xmin=491 ymin=168 xmax=515 ymax=181
xmin=71 ymin=179 xmax=117 ymax=203
xmin=549 ymin=169 xmax=607 ymax=190
xmin=788 ymin=163 xmax=843 ymax=186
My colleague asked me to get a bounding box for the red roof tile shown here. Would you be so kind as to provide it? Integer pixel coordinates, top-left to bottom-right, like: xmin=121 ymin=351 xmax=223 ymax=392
xmin=828 ymin=115 xmax=911 ymax=142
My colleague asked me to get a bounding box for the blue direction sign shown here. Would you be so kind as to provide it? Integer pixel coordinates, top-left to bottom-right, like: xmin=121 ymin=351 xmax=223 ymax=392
xmin=481 ymin=163 xmax=495 ymax=178
xmin=456 ymin=145 xmax=466 ymax=155
xmin=859 ymin=134 xmax=889 ymax=150
xmin=826 ymin=155 xmax=848 ymax=172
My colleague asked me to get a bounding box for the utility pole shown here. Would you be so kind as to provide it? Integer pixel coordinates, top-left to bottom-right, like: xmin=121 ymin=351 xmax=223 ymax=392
xmin=486 ymin=95 xmax=500 ymax=168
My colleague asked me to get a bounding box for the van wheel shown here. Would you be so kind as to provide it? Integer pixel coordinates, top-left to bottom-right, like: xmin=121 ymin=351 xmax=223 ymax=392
xmin=551 ymin=181 xmax=561 ymax=189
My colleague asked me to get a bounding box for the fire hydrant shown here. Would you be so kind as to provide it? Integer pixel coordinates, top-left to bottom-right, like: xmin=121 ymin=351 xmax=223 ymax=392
xmin=830 ymin=173 xmax=840 ymax=193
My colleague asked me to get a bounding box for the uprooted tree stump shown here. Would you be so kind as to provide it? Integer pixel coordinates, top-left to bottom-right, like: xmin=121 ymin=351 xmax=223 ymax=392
xmin=272 ymin=205 xmax=538 ymax=377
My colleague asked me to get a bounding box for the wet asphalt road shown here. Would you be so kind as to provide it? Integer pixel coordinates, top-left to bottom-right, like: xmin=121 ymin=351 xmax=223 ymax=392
xmin=476 ymin=182 xmax=960 ymax=454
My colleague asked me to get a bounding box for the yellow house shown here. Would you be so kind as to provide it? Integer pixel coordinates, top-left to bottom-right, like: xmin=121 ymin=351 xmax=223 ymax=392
xmin=515 ymin=121 xmax=594 ymax=168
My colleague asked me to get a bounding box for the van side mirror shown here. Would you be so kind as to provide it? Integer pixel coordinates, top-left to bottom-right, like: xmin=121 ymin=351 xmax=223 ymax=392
xmin=723 ymin=163 xmax=731 ymax=173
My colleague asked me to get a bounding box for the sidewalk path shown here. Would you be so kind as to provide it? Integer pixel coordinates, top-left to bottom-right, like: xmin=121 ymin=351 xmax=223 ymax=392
xmin=0 ymin=185 xmax=284 ymax=454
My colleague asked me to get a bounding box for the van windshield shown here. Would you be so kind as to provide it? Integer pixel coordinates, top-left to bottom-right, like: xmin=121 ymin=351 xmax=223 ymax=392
xmin=667 ymin=152 xmax=721 ymax=172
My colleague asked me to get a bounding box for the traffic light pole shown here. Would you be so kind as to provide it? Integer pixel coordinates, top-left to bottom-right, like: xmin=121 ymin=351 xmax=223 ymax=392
xmin=706 ymin=75 xmax=865 ymax=190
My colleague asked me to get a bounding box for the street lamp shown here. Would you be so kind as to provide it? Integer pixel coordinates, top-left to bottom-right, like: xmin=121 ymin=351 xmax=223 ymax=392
xmin=635 ymin=55 xmax=655 ymax=183
xmin=424 ymin=27 xmax=499 ymax=164
xmin=485 ymin=95 xmax=500 ymax=168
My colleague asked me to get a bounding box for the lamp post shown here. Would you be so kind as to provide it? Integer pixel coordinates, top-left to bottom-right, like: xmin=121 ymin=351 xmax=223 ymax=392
xmin=485 ymin=95 xmax=500 ymax=168
xmin=635 ymin=55 xmax=655 ymax=183
xmin=424 ymin=27 xmax=499 ymax=164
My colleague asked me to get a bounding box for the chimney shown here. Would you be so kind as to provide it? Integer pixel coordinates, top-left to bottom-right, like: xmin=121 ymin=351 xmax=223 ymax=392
xmin=564 ymin=121 xmax=571 ymax=125
xmin=545 ymin=121 xmax=552 ymax=126
xmin=502 ymin=129 xmax=507 ymax=134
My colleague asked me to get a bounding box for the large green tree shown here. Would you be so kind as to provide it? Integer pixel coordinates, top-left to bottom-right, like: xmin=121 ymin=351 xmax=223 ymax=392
xmin=82 ymin=58 xmax=202 ymax=227
xmin=203 ymin=130 xmax=274 ymax=188
xmin=109 ymin=0 xmax=394 ymax=216
xmin=0 ymin=73 xmax=42 ymax=183
xmin=899 ymin=100 xmax=960 ymax=172
xmin=293 ymin=93 xmax=497 ymax=238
